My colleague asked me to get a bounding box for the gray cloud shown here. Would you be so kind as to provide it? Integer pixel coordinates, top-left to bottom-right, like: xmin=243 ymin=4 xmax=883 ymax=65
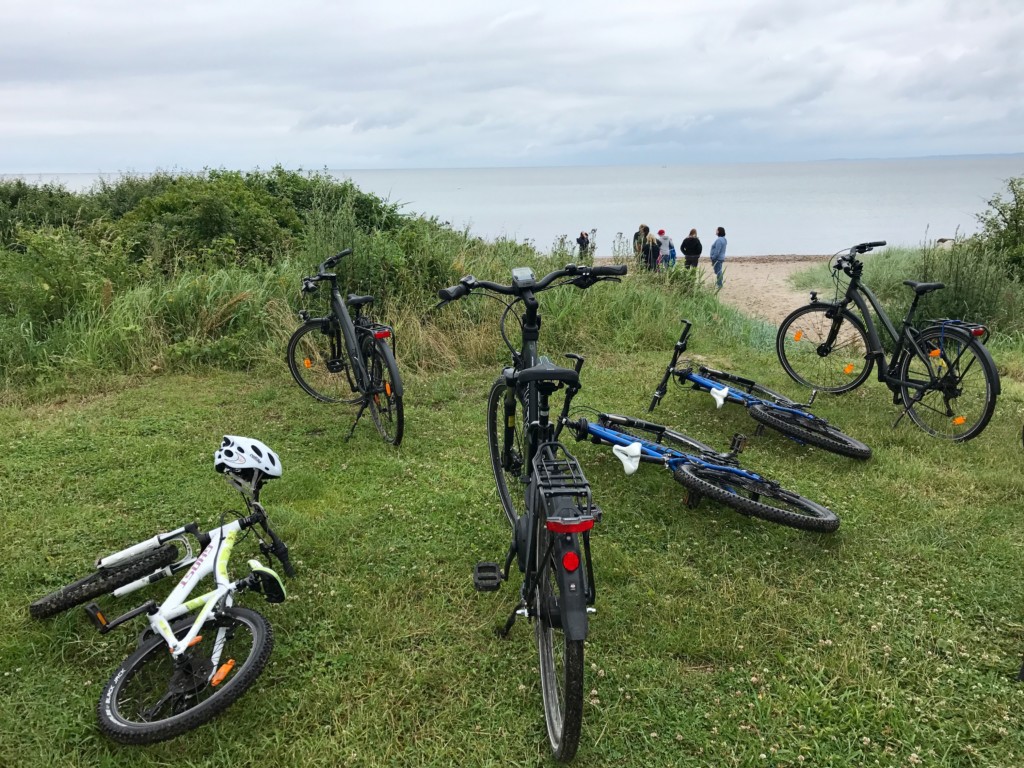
xmin=0 ymin=0 xmax=1021 ymax=172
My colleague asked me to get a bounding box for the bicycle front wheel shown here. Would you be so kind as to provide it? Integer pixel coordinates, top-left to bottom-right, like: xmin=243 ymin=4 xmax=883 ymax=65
xmin=286 ymin=322 xmax=362 ymax=404
xmin=776 ymin=305 xmax=872 ymax=393
xmin=486 ymin=378 xmax=525 ymax=529
xmin=97 ymin=606 xmax=272 ymax=744
xmin=898 ymin=326 xmax=998 ymax=441
xmin=747 ymin=403 xmax=872 ymax=460
xmin=535 ymin=529 xmax=584 ymax=762
xmin=29 ymin=544 xmax=179 ymax=619
xmin=673 ymin=463 xmax=839 ymax=532
xmin=362 ymin=336 xmax=404 ymax=446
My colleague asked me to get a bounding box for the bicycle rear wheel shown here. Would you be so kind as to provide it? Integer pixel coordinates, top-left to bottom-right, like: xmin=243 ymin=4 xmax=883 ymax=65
xmin=673 ymin=463 xmax=839 ymax=532
xmin=29 ymin=544 xmax=179 ymax=619
xmin=486 ymin=378 xmax=526 ymax=529
xmin=97 ymin=606 xmax=272 ymax=744
xmin=535 ymin=528 xmax=584 ymax=762
xmin=898 ymin=326 xmax=998 ymax=441
xmin=286 ymin=322 xmax=361 ymax=404
xmin=362 ymin=336 xmax=404 ymax=446
xmin=747 ymin=403 xmax=872 ymax=460
xmin=776 ymin=305 xmax=872 ymax=393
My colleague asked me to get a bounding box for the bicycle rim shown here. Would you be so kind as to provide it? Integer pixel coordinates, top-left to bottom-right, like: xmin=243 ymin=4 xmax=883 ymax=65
xmin=364 ymin=338 xmax=404 ymax=446
xmin=673 ymin=463 xmax=839 ymax=532
xmin=534 ymin=530 xmax=584 ymax=762
xmin=97 ymin=607 xmax=272 ymax=744
xmin=899 ymin=328 xmax=997 ymax=441
xmin=746 ymin=403 xmax=872 ymax=460
xmin=777 ymin=305 xmax=872 ymax=393
xmin=486 ymin=379 xmax=525 ymax=529
xmin=287 ymin=323 xmax=361 ymax=404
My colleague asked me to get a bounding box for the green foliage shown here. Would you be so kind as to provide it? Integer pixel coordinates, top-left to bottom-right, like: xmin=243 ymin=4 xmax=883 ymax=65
xmin=976 ymin=176 xmax=1024 ymax=278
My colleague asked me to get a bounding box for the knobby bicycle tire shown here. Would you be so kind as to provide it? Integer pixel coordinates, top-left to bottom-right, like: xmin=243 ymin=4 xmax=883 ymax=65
xmin=776 ymin=304 xmax=873 ymax=393
xmin=29 ymin=544 xmax=180 ymax=619
xmin=286 ymin=322 xmax=362 ymax=404
xmin=746 ymin=403 xmax=872 ymax=460
xmin=362 ymin=336 xmax=404 ymax=446
xmin=486 ymin=378 xmax=525 ymax=529
xmin=898 ymin=326 xmax=998 ymax=442
xmin=97 ymin=606 xmax=272 ymax=744
xmin=535 ymin=528 xmax=584 ymax=762
xmin=672 ymin=463 xmax=839 ymax=533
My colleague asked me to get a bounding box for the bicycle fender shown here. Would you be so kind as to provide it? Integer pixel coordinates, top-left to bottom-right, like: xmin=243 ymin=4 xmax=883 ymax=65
xmin=552 ymin=533 xmax=589 ymax=642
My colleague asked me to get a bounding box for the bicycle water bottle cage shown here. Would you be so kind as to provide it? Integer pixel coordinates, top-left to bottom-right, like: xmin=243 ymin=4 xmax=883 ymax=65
xmin=710 ymin=385 xmax=730 ymax=409
xmin=611 ymin=442 xmax=642 ymax=475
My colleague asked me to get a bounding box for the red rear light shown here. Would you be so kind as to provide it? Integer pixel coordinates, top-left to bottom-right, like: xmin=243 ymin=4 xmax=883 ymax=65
xmin=562 ymin=552 xmax=580 ymax=572
xmin=546 ymin=519 xmax=594 ymax=534
xmin=373 ymin=329 xmax=391 ymax=339
xmin=970 ymin=327 xmax=986 ymax=337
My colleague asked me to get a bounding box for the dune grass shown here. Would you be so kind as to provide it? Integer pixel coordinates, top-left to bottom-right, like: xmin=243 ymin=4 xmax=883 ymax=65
xmin=3 ymin=286 xmax=1024 ymax=767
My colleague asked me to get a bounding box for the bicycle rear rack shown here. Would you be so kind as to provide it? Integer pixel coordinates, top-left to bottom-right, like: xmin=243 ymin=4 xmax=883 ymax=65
xmin=532 ymin=441 xmax=599 ymax=524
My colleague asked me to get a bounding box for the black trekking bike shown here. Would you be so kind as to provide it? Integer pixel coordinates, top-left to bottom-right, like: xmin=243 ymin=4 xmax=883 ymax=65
xmin=437 ymin=261 xmax=626 ymax=761
xmin=651 ymin=320 xmax=871 ymax=459
xmin=776 ymin=241 xmax=1000 ymax=442
xmin=287 ymin=248 xmax=404 ymax=445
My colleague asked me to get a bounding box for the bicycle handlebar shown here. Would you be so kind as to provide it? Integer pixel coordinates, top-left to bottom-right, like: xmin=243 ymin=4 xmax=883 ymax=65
xmin=319 ymin=248 xmax=353 ymax=274
xmin=437 ymin=263 xmax=627 ymax=303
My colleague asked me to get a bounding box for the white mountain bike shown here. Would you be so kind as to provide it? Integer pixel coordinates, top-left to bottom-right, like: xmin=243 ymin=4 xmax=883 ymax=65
xmin=29 ymin=436 xmax=295 ymax=745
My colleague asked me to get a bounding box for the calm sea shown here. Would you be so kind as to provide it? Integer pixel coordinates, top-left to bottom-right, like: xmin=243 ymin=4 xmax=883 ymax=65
xmin=8 ymin=155 xmax=1024 ymax=256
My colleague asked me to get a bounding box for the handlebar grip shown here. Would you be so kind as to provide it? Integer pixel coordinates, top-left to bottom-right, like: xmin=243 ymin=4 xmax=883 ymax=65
xmin=864 ymin=241 xmax=886 ymax=248
xmin=591 ymin=264 xmax=627 ymax=277
xmin=438 ymin=283 xmax=471 ymax=301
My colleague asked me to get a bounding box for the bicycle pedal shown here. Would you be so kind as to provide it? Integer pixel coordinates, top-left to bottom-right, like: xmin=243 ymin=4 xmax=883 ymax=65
xmin=326 ymin=359 xmax=347 ymax=373
xmin=84 ymin=602 xmax=110 ymax=633
xmin=473 ymin=562 xmax=503 ymax=592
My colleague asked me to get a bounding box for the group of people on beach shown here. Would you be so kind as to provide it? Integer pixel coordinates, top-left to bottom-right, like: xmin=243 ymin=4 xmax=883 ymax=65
xmin=632 ymin=224 xmax=728 ymax=288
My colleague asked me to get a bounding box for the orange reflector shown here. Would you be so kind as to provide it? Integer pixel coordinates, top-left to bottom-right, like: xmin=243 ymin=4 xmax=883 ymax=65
xmin=170 ymin=635 xmax=204 ymax=654
xmin=794 ymin=330 xmax=803 ymax=342
xmin=952 ymin=416 xmax=967 ymax=426
xmin=562 ymin=552 xmax=580 ymax=572
xmin=304 ymin=357 xmax=313 ymax=368
xmin=843 ymin=364 xmax=855 ymax=374
xmin=95 ymin=610 xmax=108 ymax=626
xmin=929 ymin=348 xmax=941 ymax=358
xmin=384 ymin=382 xmax=392 ymax=397
xmin=211 ymin=659 xmax=236 ymax=686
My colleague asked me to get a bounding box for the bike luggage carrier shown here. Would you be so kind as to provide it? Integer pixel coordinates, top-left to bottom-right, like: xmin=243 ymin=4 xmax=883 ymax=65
xmin=532 ymin=441 xmax=599 ymax=522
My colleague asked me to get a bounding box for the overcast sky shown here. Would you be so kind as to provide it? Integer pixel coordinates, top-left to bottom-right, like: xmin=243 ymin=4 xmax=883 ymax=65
xmin=1 ymin=0 xmax=1021 ymax=173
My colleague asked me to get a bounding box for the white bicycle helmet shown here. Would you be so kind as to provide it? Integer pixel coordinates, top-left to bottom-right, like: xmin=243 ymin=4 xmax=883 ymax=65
xmin=214 ymin=436 xmax=282 ymax=485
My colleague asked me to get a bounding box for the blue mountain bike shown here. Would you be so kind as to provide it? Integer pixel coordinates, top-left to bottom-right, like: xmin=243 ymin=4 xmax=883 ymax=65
xmin=561 ymin=411 xmax=840 ymax=533
xmin=650 ymin=320 xmax=871 ymax=460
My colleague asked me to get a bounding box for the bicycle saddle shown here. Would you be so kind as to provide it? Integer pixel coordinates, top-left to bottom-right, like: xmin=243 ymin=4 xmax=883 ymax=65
xmin=515 ymin=359 xmax=580 ymax=388
xmin=612 ymin=442 xmax=642 ymax=475
xmin=903 ymin=280 xmax=944 ymax=295
xmin=346 ymin=294 xmax=375 ymax=308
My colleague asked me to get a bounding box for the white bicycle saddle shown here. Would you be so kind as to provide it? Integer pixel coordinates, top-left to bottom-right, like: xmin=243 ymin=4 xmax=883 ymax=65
xmin=710 ymin=385 xmax=730 ymax=409
xmin=612 ymin=442 xmax=642 ymax=475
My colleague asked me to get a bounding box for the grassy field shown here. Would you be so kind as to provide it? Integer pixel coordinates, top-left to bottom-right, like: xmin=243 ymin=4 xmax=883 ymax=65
xmin=3 ymin=290 xmax=1024 ymax=767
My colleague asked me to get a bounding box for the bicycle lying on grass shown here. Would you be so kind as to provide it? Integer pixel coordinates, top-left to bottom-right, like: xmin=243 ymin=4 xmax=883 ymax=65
xmin=30 ymin=436 xmax=295 ymax=744
xmin=650 ymin=319 xmax=871 ymax=459
xmin=437 ymin=261 xmax=626 ymax=761
xmin=561 ymin=411 xmax=840 ymax=533
xmin=287 ymin=248 xmax=404 ymax=445
xmin=776 ymin=241 xmax=1000 ymax=442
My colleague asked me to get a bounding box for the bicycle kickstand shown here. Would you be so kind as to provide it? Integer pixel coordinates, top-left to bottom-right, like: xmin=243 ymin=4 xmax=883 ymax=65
xmin=498 ymin=599 xmax=528 ymax=639
xmin=344 ymin=400 xmax=370 ymax=441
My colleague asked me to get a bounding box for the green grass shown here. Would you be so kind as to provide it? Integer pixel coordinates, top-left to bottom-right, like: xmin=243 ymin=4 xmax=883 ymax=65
xmin=3 ymin=292 xmax=1024 ymax=767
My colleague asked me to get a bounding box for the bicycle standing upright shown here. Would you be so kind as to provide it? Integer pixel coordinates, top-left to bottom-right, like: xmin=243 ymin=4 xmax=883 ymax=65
xmin=287 ymin=248 xmax=404 ymax=445
xmin=776 ymin=241 xmax=1000 ymax=441
xmin=437 ymin=261 xmax=626 ymax=761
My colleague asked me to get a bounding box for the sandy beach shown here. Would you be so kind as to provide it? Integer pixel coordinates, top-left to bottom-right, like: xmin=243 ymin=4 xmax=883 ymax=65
xmin=711 ymin=255 xmax=831 ymax=326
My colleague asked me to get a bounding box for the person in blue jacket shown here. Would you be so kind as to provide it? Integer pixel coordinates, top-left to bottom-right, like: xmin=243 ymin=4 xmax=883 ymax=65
xmin=710 ymin=226 xmax=727 ymax=289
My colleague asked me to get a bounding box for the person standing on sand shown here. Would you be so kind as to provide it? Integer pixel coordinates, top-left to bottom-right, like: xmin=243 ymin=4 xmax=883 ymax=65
xmin=577 ymin=231 xmax=590 ymax=258
xmin=657 ymin=229 xmax=676 ymax=268
xmin=641 ymin=233 xmax=661 ymax=271
xmin=681 ymin=228 xmax=702 ymax=268
xmin=710 ymin=226 xmax=727 ymax=288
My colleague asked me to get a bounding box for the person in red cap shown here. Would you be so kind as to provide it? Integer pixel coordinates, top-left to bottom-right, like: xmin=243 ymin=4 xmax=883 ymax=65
xmin=656 ymin=229 xmax=676 ymax=268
